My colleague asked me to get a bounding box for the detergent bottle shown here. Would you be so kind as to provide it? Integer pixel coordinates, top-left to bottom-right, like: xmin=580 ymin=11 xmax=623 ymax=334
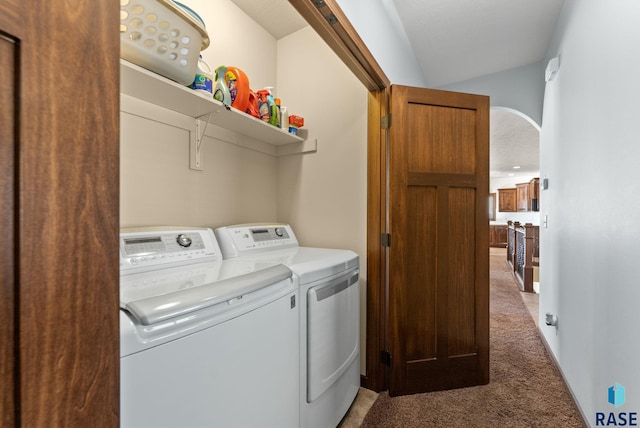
xmin=265 ymin=87 xmax=278 ymax=127
xmin=246 ymin=90 xmax=260 ymax=119
xmin=225 ymin=66 xmax=250 ymax=112
xmin=274 ymin=98 xmax=282 ymax=128
xmin=213 ymin=65 xmax=231 ymax=107
xmin=257 ymin=89 xmax=271 ymax=122
xmin=189 ymin=55 xmax=213 ymax=95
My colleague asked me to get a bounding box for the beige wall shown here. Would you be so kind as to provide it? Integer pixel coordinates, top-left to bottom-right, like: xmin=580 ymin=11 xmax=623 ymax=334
xmin=120 ymin=98 xmax=279 ymax=228
xmin=276 ymin=27 xmax=369 ymax=370
xmin=121 ymin=0 xmax=280 ymax=229
xmin=120 ymin=2 xmax=369 ymax=373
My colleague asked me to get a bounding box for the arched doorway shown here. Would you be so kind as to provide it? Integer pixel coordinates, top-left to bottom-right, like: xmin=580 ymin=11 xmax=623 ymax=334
xmin=490 ymin=107 xmax=541 ymax=322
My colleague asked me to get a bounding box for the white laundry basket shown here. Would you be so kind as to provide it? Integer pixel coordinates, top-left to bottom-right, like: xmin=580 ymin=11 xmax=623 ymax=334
xmin=120 ymin=0 xmax=210 ymax=85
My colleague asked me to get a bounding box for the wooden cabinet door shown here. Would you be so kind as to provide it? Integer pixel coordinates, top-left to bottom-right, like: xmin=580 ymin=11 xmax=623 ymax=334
xmin=0 ymin=3 xmax=120 ymax=426
xmin=495 ymin=225 xmax=508 ymax=247
xmin=498 ymin=188 xmax=516 ymax=212
xmin=388 ymin=85 xmax=489 ymax=396
xmin=489 ymin=225 xmax=508 ymax=247
xmin=516 ymin=183 xmax=529 ymax=211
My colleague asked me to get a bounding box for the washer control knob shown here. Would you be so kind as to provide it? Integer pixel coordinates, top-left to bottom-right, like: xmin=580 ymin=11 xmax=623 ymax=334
xmin=176 ymin=234 xmax=192 ymax=248
xmin=274 ymin=227 xmax=284 ymax=237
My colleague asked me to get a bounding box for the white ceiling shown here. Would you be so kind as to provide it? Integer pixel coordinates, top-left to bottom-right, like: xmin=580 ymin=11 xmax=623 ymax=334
xmin=490 ymin=110 xmax=539 ymax=179
xmin=230 ymin=0 xmax=308 ymax=39
xmin=229 ymin=0 xmax=549 ymax=179
xmin=393 ymin=0 xmax=564 ymax=88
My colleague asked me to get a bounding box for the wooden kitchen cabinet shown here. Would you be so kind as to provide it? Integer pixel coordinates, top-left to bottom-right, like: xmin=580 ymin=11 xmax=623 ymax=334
xmin=489 ymin=225 xmax=508 ymax=247
xmin=516 ymin=183 xmax=529 ymax=211
xmin=528 ymin=177 xmax=540 ymax=211
xmin=498 ymin=188 xmax=517 ymax=212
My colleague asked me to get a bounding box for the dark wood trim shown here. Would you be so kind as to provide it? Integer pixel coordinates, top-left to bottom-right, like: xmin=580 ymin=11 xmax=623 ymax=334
xmin=362 ymin=89 xmax=388 ymax=392
xmin=288 ymin=0 xmax=389 ymax=91
xmin=1 ymin=2 xmax=120 ymax=425
xmin=0 ymin=22 xmax=18 ymax=427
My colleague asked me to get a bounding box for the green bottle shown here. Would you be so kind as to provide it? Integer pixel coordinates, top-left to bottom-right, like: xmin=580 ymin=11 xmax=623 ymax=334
xmin=213 ymin=66 xmax=231 ymax=107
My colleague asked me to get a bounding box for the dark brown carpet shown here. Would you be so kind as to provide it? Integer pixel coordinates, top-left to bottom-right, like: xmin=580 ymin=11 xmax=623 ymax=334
xmin=361 ymin=253 xmax=586 ymax=428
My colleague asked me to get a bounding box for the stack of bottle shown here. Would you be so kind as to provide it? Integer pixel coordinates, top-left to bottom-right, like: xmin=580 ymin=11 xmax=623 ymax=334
xmin=188 ymin=61 xmax=303 ymax=135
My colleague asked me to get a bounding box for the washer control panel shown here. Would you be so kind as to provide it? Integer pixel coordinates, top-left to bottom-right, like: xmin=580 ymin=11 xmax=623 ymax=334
xmin=215 ymin=224 xmax=298 ymax=258
xmin=120 ymin=227 xmax=221 ymax=274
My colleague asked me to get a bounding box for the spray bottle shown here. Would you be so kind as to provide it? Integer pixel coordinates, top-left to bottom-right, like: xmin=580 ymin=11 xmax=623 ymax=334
xmin=265 ymin=87 xmax=278 ymax=127
xmin=257 ymin=89 xmax=271 ymax=122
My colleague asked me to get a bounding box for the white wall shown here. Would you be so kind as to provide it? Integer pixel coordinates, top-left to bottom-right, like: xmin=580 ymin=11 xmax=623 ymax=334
xmin=540 ymin=1 xmax=640 ymax=425
xmin=276 ymin=26 xmax=369 ymax=371
xmin=439 ymin=61 xmax=545 ymax=127
xmin=336 ymin=0 xmax=427 ymax=87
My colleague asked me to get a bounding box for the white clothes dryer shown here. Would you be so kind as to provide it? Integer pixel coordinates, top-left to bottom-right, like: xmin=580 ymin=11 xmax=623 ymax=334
xmin=215 ymin=224 xmax=360 ymax=428
xmin=119 ymin=227 xmax=299 ymax=428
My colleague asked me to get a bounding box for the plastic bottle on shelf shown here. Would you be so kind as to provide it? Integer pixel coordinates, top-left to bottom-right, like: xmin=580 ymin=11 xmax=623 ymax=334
xmin=257 ymin=89 xmax=271 ymax=122
xmin=265 ymin=87 xmax=277 ymax=127
xmin=225 ymin=66 xmax=250 ymax=112
xmin=213 ymin=65 xmax=231 ymax=107
xmin=274 ymin=98 xmax=282 ymax=128
xmin=280 ymin=105 xmax=289 ymax=131
xmin=246 ymin=90 xmax=260 ymax=118
xmin=189 ymin=55 xmax=213 ymax=95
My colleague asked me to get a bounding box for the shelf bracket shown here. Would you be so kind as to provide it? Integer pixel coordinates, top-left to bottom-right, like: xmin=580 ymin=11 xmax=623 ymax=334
xmin=190 ymin=112 xmax=212 ymax=171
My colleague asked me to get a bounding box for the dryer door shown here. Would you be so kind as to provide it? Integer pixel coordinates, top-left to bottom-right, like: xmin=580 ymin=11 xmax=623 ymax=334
xmin=306 ymin=269 xmax=360 ymax=402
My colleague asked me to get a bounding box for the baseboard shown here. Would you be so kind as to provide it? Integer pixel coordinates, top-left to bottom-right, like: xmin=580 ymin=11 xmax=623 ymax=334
xmin=536 ymin=326 xmax=591 ymax=427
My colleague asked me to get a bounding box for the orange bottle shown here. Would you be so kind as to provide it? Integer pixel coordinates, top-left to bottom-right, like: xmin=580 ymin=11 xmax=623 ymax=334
xmin=225 ymin=66 xmax=250 ymax=112
xmin=246 ymin=90 xmax=260 ymax=119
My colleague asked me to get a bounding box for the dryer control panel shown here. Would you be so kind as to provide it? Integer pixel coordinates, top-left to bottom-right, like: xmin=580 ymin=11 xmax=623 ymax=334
xmin=215 ymin=224 xmax=298 ymax=259
xmin=120 ymin=227 xmax=222 ymax=274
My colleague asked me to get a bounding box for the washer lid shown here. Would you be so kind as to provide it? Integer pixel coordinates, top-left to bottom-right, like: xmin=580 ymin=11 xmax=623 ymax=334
xmin=121 ymin=263 xmax=292 ymax=325
xmin=227 ymin=247 xmax=359 ymax=284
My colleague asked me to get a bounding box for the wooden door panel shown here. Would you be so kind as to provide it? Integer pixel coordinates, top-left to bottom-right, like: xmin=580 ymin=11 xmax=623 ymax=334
xmin=406 ymin=102 xmax=478 ymax=174
xmin=405 ymin=186 xmax=438 ymax=362
xmin=1 ymin=2 xmax=120 ymax=426
xmin=388 ymin=85 xmax=489 ymax=396
xmin=446 ymin=187 xmax=477 ymax=357
xmin=0 ymin=34 xmax=17 ymax=428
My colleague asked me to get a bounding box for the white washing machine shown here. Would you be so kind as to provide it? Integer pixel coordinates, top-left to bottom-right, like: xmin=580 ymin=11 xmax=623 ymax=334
xmin=119 ymin=227 xmax=299 ymax=428
xmin=215 ymin=224 xmax=360 ymax=428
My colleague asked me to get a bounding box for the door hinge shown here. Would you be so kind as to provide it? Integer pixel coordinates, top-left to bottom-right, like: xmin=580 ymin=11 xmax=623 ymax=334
xmin=381 ymin=114 xmax=391 ymax=129
xmin=381 ymin=233 xmax=391 ymax=248
xmin=380 ymin=350 xmax=392 ymax=367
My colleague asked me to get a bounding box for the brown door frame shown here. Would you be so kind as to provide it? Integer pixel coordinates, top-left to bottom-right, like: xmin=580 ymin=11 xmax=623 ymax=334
xmin=288 ymin=0 xmax=389 ymax=391
xmin=1 ymin=2 xmax=120 ymax=425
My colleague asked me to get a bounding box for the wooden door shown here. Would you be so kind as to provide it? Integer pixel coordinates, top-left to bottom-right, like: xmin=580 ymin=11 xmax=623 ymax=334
xmin=0 ymin=20 xmax=17 ymax=427
xmin=387 ymin=85 xmax=489 ymax=396
xmin=0 ymin=2 xmax=120 ymax=425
